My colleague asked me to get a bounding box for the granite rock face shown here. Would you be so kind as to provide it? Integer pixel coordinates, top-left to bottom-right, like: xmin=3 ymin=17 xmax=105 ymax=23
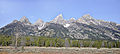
xmin=34 ymin=18 xmax=45 ymax=30
xmin=50 ymin=14 xmax=67 ymax=25
xmin=0 ymin=14 xmax=120 ymax=40
xmin=20 ymin=16 xmax=31 ymax=25
xmin=0 ymin=17 xmax=37 ymax=36
xmin=77 ymin=14 xmax=117 ymax=29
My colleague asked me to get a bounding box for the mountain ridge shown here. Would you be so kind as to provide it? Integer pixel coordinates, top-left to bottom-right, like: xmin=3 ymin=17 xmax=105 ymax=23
xmin=0 ymin=14 xmax=120 ymax=40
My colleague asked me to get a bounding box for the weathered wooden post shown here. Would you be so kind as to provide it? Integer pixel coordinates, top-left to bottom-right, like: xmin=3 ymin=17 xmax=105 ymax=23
xmin=15 ymin=33 xmax=19 ymax=49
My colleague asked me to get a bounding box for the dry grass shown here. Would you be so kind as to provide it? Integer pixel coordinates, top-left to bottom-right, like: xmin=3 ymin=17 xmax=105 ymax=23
xmin=0 ymin=52 xmax=75 ymax=54
xmin=0 ymin=46 xmax=120 ymax=54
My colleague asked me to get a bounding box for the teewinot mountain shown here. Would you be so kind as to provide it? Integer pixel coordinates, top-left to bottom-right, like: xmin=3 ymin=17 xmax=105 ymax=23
xmin=0 ymin=14 xmax=120 ymax=40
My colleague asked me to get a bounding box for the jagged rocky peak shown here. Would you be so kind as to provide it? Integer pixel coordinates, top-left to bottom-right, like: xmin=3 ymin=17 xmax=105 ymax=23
xmin=53 ymin=14 xmax=64 ymax=21
xmin=77 ymin=14 xmax=117 ymax=29
xmin=77 ymin=14 xmax=98 ymax=25
xmin=20 ymin=16 xmax=28 ymax=22
xmin=70 ymin=17 xmax=75 ymax=20
xmin=50 ymin=14 xmax=66 ymax=25
xmin=34 ymin=18 xmax=44 ymax=25
xmin=77 ymin=14 xmax=94 ymax=21
xmin=68 ymin=17 xmax=76 ymax=22
xmin=20 ymin=16 xmax=31 ymax=25
xmin=81 ymin=14 xmax=93 ymax=19
xmin=34 ymin=18 xmax=45 ymax=30
xmin=12 ymin=20 xmax=19 ymax=23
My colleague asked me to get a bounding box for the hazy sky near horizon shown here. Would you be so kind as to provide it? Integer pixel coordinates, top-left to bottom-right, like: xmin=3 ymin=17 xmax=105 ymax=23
xmin=0 ymin=0 xmax=120 ymax=27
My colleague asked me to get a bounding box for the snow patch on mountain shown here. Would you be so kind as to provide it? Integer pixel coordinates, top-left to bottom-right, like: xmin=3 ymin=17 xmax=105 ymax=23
xmin=64 ymin=24 xmax=70 ymax=27
xmin=38 ymin=23 xmax=45 ymax=30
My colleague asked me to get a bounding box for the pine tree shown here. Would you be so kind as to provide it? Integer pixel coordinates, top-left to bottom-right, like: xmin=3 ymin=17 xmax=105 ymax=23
xmin=116 ymin=40 xmax=120 ymax=48
xmin=72 ymin=40 xmax=78 ymax=47
xmin=25 ymin=37 xmax=31 ymax=46
xmin=45 ymin=39 xmax=50 ymax=47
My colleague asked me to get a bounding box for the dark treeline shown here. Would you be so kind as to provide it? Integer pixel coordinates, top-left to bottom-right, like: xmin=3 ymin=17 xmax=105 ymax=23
xmin=0 ymin=35 xmax=120 ymax=49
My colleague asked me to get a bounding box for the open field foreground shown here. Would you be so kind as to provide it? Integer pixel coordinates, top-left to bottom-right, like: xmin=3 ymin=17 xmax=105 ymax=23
xmin=0 ymin=46 xmax=120 ymax=54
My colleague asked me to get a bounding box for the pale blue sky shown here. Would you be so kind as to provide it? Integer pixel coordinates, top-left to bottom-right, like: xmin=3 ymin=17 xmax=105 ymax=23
xmin=0 ymin=0 xmax=120 ymax=28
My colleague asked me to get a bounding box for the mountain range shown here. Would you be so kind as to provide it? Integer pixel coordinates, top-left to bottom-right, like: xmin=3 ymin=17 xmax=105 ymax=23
xmin=0 ymin=14 xmax=120 ymax=40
